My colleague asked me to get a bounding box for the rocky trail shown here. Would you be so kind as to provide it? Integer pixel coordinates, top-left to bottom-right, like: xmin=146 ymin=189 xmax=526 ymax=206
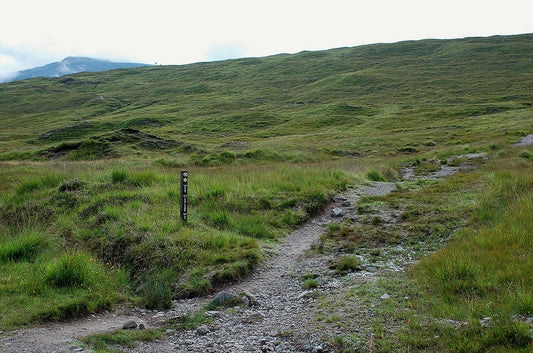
xmin=0 ymin=151 xmax=504 ymax=353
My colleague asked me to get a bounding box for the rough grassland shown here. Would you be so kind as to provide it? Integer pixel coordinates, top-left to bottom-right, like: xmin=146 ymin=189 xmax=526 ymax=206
xmin=0 ymin=33 xmax=532 ymax=351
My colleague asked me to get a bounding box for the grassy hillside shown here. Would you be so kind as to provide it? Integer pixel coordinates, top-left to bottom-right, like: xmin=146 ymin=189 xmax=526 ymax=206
xmin=0 ymin=33 xmax=532 ymax=351
xmin=0 ymin=34 xmax=531 ymax=162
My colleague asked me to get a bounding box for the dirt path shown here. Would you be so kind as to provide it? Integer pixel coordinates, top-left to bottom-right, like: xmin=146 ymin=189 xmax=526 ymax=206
xmin=0 ymin=182 xmax=397 ymax=353
xmin=0 ymin=313 xmax=140 ymax=353
xmin=128 ymin=182 xmax=399 ymax=353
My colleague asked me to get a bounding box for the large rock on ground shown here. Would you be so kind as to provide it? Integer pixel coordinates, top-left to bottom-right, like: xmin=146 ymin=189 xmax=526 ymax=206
xmin=211 ymin=292 xmax=238 ymax=306
xmin=331 ymin=208 xmax=344 ymax=217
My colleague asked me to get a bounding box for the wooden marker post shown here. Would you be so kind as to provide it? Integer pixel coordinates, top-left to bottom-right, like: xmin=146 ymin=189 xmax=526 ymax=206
xmin=180 ymin=170 xmax=188 ymax=222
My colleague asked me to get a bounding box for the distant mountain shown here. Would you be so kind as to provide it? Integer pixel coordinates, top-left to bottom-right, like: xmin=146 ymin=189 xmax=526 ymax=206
xmin=4 ymin=57 xmax=150 ymax=82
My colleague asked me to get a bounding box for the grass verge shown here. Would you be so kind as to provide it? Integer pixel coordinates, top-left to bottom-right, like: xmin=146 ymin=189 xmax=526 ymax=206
xmin=316 ymin=149 xmax=533 ymax=352
xmin=405 ymin=155 xmax=533 ymax=352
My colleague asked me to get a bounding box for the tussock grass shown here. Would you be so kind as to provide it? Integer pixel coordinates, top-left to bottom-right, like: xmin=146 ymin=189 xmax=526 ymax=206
xmin=330 ymin=255 xmax=362 ymax=275
xmin=0 ymin=237 xmax=127 ymax=328
xmin=45 ymin=252 xmax=95 ymax=288
xmin=140 ymin=270 xmax=175 ymax=310
xmin=0 ymin=161 xmax=351 ymax=326
xmin=302 ymin=278 xmax=319 ymax=290
xmin=366 ymin=170 xmax=385 ymax=182
xmin=0 ymin=229 xmax=47 ymax=263
xmin=15 ymin=174 xmax=66 ymax=196
xmin=82 ymin=328 xmax=164 ymax=351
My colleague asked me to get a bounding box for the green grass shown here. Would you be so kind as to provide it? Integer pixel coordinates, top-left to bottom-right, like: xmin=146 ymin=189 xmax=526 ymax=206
xmin=301 ymin=274 xmax=320 ymax=290
xmin=0 ymin=238 xmax=128 ymax=328
xmin=0 ymin=33 xmax=531 ymax=353
xmin=0 ymin=229 xmax=47 ymax=263
xmin=318 ymin=152 xmax=533 ymax=352
xmin=171 ymin=302 xmax=219 ymax=331
xmin=44 ymin=252 xmax=98 ymax=288
xmin=330 ymin=255 xmax=362 ymax=275
xmin=0 ymin=162 xmax=350 ymax=327
xmin=302 ymin=278 xmax=319 ymax=290
xmin=366 ymin=170 xmax=386 ymax=182
xmin=406 ymin=156 xmax=533 ymax=352
xmin=82 ymin=328 xmax=164 ymax=352
xmin=0 ymin=34 xmax=531 ymax=163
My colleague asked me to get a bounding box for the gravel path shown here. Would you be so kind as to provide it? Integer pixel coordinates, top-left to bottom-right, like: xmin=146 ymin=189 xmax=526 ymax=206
xmin=0 ymin=182 xmax=397 ymax=353
xmin=131 ymin=182 xmax=398 ymax=353
xmin=0 ymin=313 xmax=141 ymax=353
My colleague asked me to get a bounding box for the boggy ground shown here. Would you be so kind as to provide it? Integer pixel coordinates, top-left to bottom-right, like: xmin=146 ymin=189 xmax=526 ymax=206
xmin=0 ymin=155 xmax=488 ymax=353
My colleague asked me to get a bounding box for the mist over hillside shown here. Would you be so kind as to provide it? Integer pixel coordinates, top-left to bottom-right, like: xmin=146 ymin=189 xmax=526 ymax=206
xmin=1 ymin=56 xmax=150 ymax=82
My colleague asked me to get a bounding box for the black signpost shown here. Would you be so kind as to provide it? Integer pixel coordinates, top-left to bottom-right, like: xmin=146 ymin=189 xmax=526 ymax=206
xmin=180 ymin=170 xmax=188 ymax=222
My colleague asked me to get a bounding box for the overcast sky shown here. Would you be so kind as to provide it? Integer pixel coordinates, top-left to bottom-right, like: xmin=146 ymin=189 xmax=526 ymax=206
xmin=1 ymin=0 xmax=532 ymax=80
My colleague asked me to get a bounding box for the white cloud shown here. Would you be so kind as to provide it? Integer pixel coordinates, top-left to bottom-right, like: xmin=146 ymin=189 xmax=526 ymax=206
xmin=0 ymin=54 xmax=17 ymax=66
xmin=0 ymin=52 xmax=22 ymax=80
xmin=205 ymin=43 xmax=247 ymax=62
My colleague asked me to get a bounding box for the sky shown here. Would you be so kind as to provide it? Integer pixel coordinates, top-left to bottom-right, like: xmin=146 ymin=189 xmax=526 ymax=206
xmin=1 ymin=0 xmax=532 ymax=80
